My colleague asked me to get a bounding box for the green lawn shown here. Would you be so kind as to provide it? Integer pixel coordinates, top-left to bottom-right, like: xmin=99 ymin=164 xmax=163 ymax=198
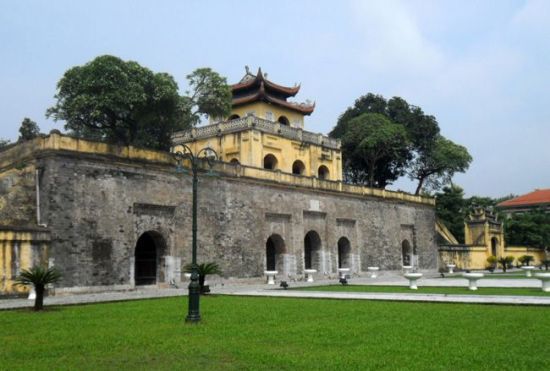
xmin=295 ymin=284 xmax=550 ymax=296
xmin=1 ymin=296 xmax=549 ymax=370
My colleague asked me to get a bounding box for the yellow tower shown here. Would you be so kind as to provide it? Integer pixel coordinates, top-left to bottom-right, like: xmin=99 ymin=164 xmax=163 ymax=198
xmin=172 ymin=67 xmax=342 ymax=181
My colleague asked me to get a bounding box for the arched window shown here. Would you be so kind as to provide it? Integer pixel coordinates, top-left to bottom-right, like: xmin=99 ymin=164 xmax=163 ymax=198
xmin=304 ymin=230 xmax=322 ymax=270
xmin=135 ymin=231 xmax=166 ymax=286
xmin=230 ymin=158 xmax=240 ymax=166
xmin=228 ymin=114 xmax=240 ymax=120
xmin=263 ymin=154 xmax=278 ymax=170
xmin=277 ymin=116 xmax=290 ymax=126
xmin=292 ymin=160 xmax=305 ymax=175
xmin=266 ymin=234 xmax=286 ymax=272
xmin=318 ymin=165 xmax=330 ymax=180
xmin=338 ymin=237 xmax=351 ymax=269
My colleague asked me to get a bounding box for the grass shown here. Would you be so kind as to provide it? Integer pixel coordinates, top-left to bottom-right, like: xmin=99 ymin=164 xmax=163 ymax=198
xmin=1 ymin=296 xmax=550 ymax=370
xmin=294 ymin=284 xmax=550 ymax=296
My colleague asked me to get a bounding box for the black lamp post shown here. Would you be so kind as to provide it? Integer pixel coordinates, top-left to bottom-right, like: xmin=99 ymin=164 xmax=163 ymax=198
xmin=173 ymin=144 xmax=218 ymax=323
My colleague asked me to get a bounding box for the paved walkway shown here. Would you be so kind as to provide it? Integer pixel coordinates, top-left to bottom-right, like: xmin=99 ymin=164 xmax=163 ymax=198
xmin=1 ymin=271 xmax=549 ymax=310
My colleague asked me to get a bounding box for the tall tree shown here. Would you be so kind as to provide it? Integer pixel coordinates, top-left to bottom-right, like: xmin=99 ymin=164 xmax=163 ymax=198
xmin=341 ymin=113 xmax=410 ymax=188
xmin=331 ymin=93 xmax=470 ymax=191
xmin=18 ymin=118 xmax=41 ymax=141
xmin=435 ymin=184 xmax=467 ymax=243
xmin=46 ymin=55 xmax=231 ymax=150
xmin=184 ymin=67 xmax=232 ymax=126
xmin=409 ymin=135 xmax=472 ymax=195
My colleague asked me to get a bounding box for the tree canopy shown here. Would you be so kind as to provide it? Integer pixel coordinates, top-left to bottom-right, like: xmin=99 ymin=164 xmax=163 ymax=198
xmin=409 ymin=135 xmax=472 ymax=195
xmin=341 ymin=113 xmax=409 ymax=188
xmin=0 ymin=138 xmax=10 ymax=149
xmin=504 ymin=211 xmax=550 ymax=249
xmin=46 ymin=55 xmax=231 ymax=151
xmin=435 ymin=184 xmax=468 ymax=243
xmin=330 ymin=93 xmax=471 ymax=192
xmin=18 ymin=118 xmax=41 ymax=141
xmin=184 ymin=68 xmax=232 ymax=126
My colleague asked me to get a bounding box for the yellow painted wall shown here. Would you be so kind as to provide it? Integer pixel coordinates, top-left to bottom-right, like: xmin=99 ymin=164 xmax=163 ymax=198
xmin=0 ymin=230 xmax=49 ymax=294
xmin=174 ymin=128 xmax=343 ymax=182
xmin=230 ymin=102 xmax=305 ymax=128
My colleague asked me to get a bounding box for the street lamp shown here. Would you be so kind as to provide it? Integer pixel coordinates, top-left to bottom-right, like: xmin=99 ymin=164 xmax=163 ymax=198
xmin=173 ymin=144 xmax=218 ymax=323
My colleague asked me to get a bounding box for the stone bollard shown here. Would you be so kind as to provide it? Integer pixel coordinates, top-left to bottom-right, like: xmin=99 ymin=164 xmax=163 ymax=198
xmin=404 ymin=273 xmax=423 ymax=290
xmin=447 ymin=264 xmax=456 ymax=274
xmin=521 ymin=266 xmax=535 ymax=277
xmin=534 ymin=273 xmax=550 ymax=292
xmin=463 ymin=272 xmax=484 ymax=291
xmin=367 ymin=266 xmax=380 ymax=278
xmin=264 ymin=270 xmax=278 ymax=285
xmin=304 ymin=269 xmax=317 ymax=283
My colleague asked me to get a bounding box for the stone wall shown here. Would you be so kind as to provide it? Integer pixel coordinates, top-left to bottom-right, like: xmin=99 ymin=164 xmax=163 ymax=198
xmin=0 ymin=134 xmax=437 ymax=292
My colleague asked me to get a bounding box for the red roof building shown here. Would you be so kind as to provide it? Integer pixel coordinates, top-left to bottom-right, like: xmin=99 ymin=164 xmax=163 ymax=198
xmin=497 ymin=188 xmax=550 ymax=215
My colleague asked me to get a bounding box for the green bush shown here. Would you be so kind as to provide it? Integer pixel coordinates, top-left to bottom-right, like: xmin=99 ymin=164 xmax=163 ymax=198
xmin=497 ymin=256 xmax=514 ymax=272
xmin=519 ymin=255 xmax=534 ymax=266
xmin=183 ymin=262 xmax=222 ymax=294
xmin=14 ymin=266 xmax=62 ymax=311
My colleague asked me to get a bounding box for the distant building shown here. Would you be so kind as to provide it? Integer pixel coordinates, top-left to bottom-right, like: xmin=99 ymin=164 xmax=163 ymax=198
xmin=497 ymin=189 xmax=550 ymax=216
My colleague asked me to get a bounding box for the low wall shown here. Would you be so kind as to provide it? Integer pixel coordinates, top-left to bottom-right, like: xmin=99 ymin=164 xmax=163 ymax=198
xmin=504 ymin=246 xmax=546 ymax=265
xmin=0 ymin=227 xmax=50 ymax=295
xmin=439 ymin=245 xmax=547 ymax=271
xmin=439 ymin=245 xmax=488 ymax=270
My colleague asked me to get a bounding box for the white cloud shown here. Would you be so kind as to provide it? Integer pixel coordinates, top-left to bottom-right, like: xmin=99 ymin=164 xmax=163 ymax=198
xmin=350 ymin=0 xmax=444 ymax=78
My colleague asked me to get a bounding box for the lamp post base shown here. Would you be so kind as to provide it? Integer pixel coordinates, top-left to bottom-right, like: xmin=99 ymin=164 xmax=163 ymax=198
xmin=186 ymin=273 xmax=201 ymax=323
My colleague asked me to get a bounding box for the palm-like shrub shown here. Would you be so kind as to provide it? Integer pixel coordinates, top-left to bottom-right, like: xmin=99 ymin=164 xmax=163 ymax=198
xmin=518 ymin=255 xmax=534 ymax=266
xmin=497 ymin=256 xmax=514 ymax=273
xmin=14 ymin=266 xmax=62 ymax=311
xmin=183 ymin=262 xmax=222 ymax=293
xmin=486 ymin=255 xmax=497 ymax=270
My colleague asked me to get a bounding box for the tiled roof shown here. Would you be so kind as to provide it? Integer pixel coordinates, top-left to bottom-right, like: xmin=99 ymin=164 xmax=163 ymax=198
xmin=497 ymin=189 xmax=550 ymax=208
xmin=230 ymin=67 xmax=314 ymax=115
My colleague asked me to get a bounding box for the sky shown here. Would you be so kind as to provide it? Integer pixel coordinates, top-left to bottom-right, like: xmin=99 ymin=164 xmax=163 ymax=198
xmin=1 ymin=0 xmax=548 ymax=197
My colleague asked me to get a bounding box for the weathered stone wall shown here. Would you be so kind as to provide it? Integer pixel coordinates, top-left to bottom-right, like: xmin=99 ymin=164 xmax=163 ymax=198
xmin=0 ymin=134 xmax=437 ymax=291
xmin=34 ymin=151 xmax=436 ymax=289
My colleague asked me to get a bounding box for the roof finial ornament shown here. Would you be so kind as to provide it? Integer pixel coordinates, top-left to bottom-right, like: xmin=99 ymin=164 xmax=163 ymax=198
xmin=245 ymin=65 xmax=250 ymax=74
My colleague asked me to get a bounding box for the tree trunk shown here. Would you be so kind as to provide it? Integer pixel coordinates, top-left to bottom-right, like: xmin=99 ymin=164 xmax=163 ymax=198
xmin=368 ymin=162 xmax=375 ymax=188
xmin=34 ymin=284 xmax=44 ymax=311
xmin=414 ymin=177 xmax=425 ymax=195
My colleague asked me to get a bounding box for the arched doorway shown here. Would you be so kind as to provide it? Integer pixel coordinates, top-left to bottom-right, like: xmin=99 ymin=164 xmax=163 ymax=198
xmin=263 ymin=154 xmax=278 ymax=170
xmin=292 ymin=160 xmax=305 ymax=175
xmin=304 ymin=230 xmax=322 ymax=270
xmin=230 ymin=158 xmax=240 ymax=165
xmin=266 ymin=234 xmax=286 ymax=272
xmin=134 ymin=231 xmax=166 ymax=285
xmin=338 ymin=237 xmax=351 ymax=268
xmin=402 ymin=240 xmax=412 ymax=266
xmin=318 ymin=165 xmax=329 ymax=180
xmin=228 ymin=114 xmax=240 ymax=120
xmin=491 ymin=237 xmax=498 ymax=256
